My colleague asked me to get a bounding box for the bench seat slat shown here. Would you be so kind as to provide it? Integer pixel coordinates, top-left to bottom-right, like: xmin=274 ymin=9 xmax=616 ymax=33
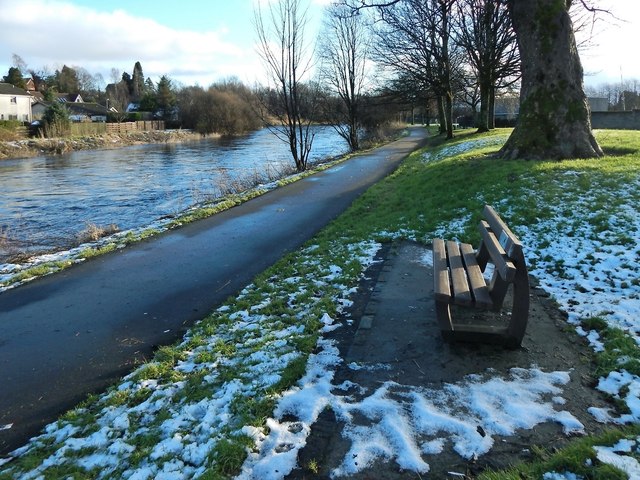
xmin=459 ymin=242 xmax=493 ymax=308
xmin=479 ymin=220 xmax=516 ymax=281
xmin=445 ymin=240 xmax=474 ymax=306
xmin=433 ymin=238 xmax=451 ymax=303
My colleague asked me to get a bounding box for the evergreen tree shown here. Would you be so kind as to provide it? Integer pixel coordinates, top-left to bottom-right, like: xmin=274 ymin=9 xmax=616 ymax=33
xmin=55 ymin=65 xmax=79 ymax=93
xmin=144 ymin=77 xmax=155 ymax=94
xmin=121 ymin=72 xmax=133 ymax=94
xmin=42 ymin=102 xmax=70 ymax=138
xmin=139 ymin=92 xmax=158 ymax=112
xmin=132 ymin=61 xmax=145 ymax=101
xmin=3 ymin=67 xmax=26 ymax=88
xmin=156 ymin=76 xmax=176 ymax=120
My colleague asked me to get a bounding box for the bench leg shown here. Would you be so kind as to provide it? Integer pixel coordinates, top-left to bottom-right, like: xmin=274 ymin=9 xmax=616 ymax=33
xmin=435 ymin=299 xmax=454 ymax=340
xmin=505 ymin=261 xmax=530 ymax=348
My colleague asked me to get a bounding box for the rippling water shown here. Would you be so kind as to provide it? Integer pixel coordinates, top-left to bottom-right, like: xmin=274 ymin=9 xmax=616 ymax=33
xmin=0 ymin=126 xmax=348 ymax=252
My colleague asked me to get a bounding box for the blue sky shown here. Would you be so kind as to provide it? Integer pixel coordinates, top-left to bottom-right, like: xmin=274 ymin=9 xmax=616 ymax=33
xmin=0 ymin=0 xmax=637 ymax=90
xmin=0 ymin=0 xmax=331 ymax=88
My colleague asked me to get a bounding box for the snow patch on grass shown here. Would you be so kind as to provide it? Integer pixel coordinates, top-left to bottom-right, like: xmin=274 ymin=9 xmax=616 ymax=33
xmin=501 ymin=173 xmax=640 ymax=421
xmin=508 ymin=175 xmax=640 ymax=334
xmin=421 ymin=135 xmax=509 ymax=164
xmin=0 ymin=240 xmax=382 ymax=479
xmin=594 ymin=437 xmax=640 ymax=478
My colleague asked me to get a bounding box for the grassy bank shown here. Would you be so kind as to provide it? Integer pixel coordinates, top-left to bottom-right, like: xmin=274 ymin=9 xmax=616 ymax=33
xmin=2 ymin=128 xmax=640 ymax=479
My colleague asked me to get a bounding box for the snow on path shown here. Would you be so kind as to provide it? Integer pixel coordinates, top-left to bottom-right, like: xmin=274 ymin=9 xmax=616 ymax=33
xmin=239 ymin=329 xmax=582 ymax=479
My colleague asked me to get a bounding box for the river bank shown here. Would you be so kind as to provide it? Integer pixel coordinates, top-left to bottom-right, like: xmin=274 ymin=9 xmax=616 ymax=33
xmin=0 ymin=129 xmax=205 ymax=160
xmin=0 ymin=125 xmax=354 ymax=269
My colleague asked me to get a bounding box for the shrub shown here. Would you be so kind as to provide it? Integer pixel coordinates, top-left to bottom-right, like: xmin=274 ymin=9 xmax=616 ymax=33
xmin=42 ymin=102 xmax=70 ymax=138
xmin=76 ymin=223 xmax=119 ymax=243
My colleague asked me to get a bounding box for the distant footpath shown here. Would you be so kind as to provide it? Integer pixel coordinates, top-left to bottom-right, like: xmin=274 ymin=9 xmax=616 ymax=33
xmin=0 ymin=129 xmax=205 ymax=160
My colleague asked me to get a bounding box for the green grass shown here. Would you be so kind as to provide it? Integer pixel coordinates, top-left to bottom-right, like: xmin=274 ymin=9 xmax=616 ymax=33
xmin=586 ymin=320 xmax=640 ymax=378
xmin=1 ymin=260 xmax=73 ymax=286
xmin=478 ymin=425 xmax=640 ymax=480
xmin=201 ymin=437 xmax=252 ymax=479
xmin=300 ymin=128 xmax=640 ymax=478
xmin=230 ymin=395 xmax=277 ymax=428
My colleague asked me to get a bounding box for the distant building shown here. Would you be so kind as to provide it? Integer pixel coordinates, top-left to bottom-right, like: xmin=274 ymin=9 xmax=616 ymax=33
xmin=32 ymin=100 xmax=108 ymax=122
xmin=588 ymin=97 xmax=609 ymax=112
xmin=0 ymin=82 xmax=33 ymax=122
xmin=67 ymin=102 xmax=108 ymax=122
xmin=24 ymin=78 xmax=36 ymax=92
xmin=31 ymin=100 xmax=47 ymax=120
xmin=56 ymin=93 xmax=84 ymax=103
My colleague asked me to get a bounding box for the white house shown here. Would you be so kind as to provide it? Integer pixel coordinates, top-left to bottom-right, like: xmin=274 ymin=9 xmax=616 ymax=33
xmin=0 ymin=82 xmax=33 ymax=122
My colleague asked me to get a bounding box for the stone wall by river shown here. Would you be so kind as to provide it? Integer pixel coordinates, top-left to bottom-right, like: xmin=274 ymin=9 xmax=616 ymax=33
xmin=0 ymin=130 xmax=203 ymax=160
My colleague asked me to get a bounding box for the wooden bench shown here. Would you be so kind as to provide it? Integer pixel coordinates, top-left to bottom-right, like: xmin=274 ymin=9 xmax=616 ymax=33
xmin=432 ymin=205 xmax=530 ymax=348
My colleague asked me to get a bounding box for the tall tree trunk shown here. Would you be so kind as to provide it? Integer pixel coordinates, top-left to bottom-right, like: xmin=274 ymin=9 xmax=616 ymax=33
xmin=440 ymin=0 xmax=454 ymax=139
xmin=499 ymin=0 xmax=603 ymax=160
xmin=488 ymin=85 xmax=496 ymax=129
xmin=437 ymin=95 xmax=447 ymax=134
xmin=445 ymin=92 xmax=454 ymax=139
xmin=477 ymin=0 xmax=494 ymax=133
xmin=477 ymin=75 xmax=491 ymax=132
xmin=349 ymin=109 xmax=359 ymax=150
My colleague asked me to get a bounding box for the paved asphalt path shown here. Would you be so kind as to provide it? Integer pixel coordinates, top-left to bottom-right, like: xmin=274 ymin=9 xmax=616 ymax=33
xmin=0 ymin=127 xmax=428 ymax=456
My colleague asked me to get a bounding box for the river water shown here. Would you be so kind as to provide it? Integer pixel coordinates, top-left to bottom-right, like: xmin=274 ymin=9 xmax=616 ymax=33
xmin=0 ymin=126 xmax=348 ymax=254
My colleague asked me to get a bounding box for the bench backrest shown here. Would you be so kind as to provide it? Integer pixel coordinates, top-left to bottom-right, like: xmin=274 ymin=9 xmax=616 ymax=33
xmin=476 ymin=205 xmax=526 ymax=307
xmin=483 ymin=205 xmax=523 ymax=260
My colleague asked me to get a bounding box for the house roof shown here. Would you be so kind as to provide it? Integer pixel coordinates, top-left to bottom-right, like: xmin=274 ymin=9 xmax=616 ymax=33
xmin=56 ymin=93 xmax=83 ymax=103
xmin=31 ymin=101 xmax=108 ymax=116
xmin=0 ymin=82 xmax=31 ymax=96
xmin=66 ymin=102 xmax=108 ymax=116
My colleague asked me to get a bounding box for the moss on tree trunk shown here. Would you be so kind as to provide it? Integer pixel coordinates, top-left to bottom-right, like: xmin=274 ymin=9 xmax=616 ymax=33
xmin=500 ymin=0 xmax=603 ymax=160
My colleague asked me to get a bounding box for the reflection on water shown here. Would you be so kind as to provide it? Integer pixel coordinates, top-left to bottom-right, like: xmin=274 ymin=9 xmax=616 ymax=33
xmin=0 ymin=127 xmax=348 ymax=251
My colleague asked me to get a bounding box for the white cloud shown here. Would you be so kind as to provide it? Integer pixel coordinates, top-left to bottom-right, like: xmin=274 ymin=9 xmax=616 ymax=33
xmin=577 ymin=0 xmax=640 ymax=85
xmin=0 ymin=0 xmax=264 ymax=87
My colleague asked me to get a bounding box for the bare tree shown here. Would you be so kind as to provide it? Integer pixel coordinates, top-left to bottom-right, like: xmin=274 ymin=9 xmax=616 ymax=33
xmin=105 ymin=81 xmax=130 ymax=122
xmin=11 ymin=54 xmax=28 ymax=73
xmin=109 ymin=68 xmax=121 ymax=85
xmin=343 ymin=0 xmax=604 ymax=159
xmin=369 ymin=0 xmax=462 ymax=138
xmin=254 ymin=0 xmax=316 ymax=172
xmin=453 ymin=0 xmax=519 ymax=131
xmin=318 ymin=3 xmax=371 ymax=151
